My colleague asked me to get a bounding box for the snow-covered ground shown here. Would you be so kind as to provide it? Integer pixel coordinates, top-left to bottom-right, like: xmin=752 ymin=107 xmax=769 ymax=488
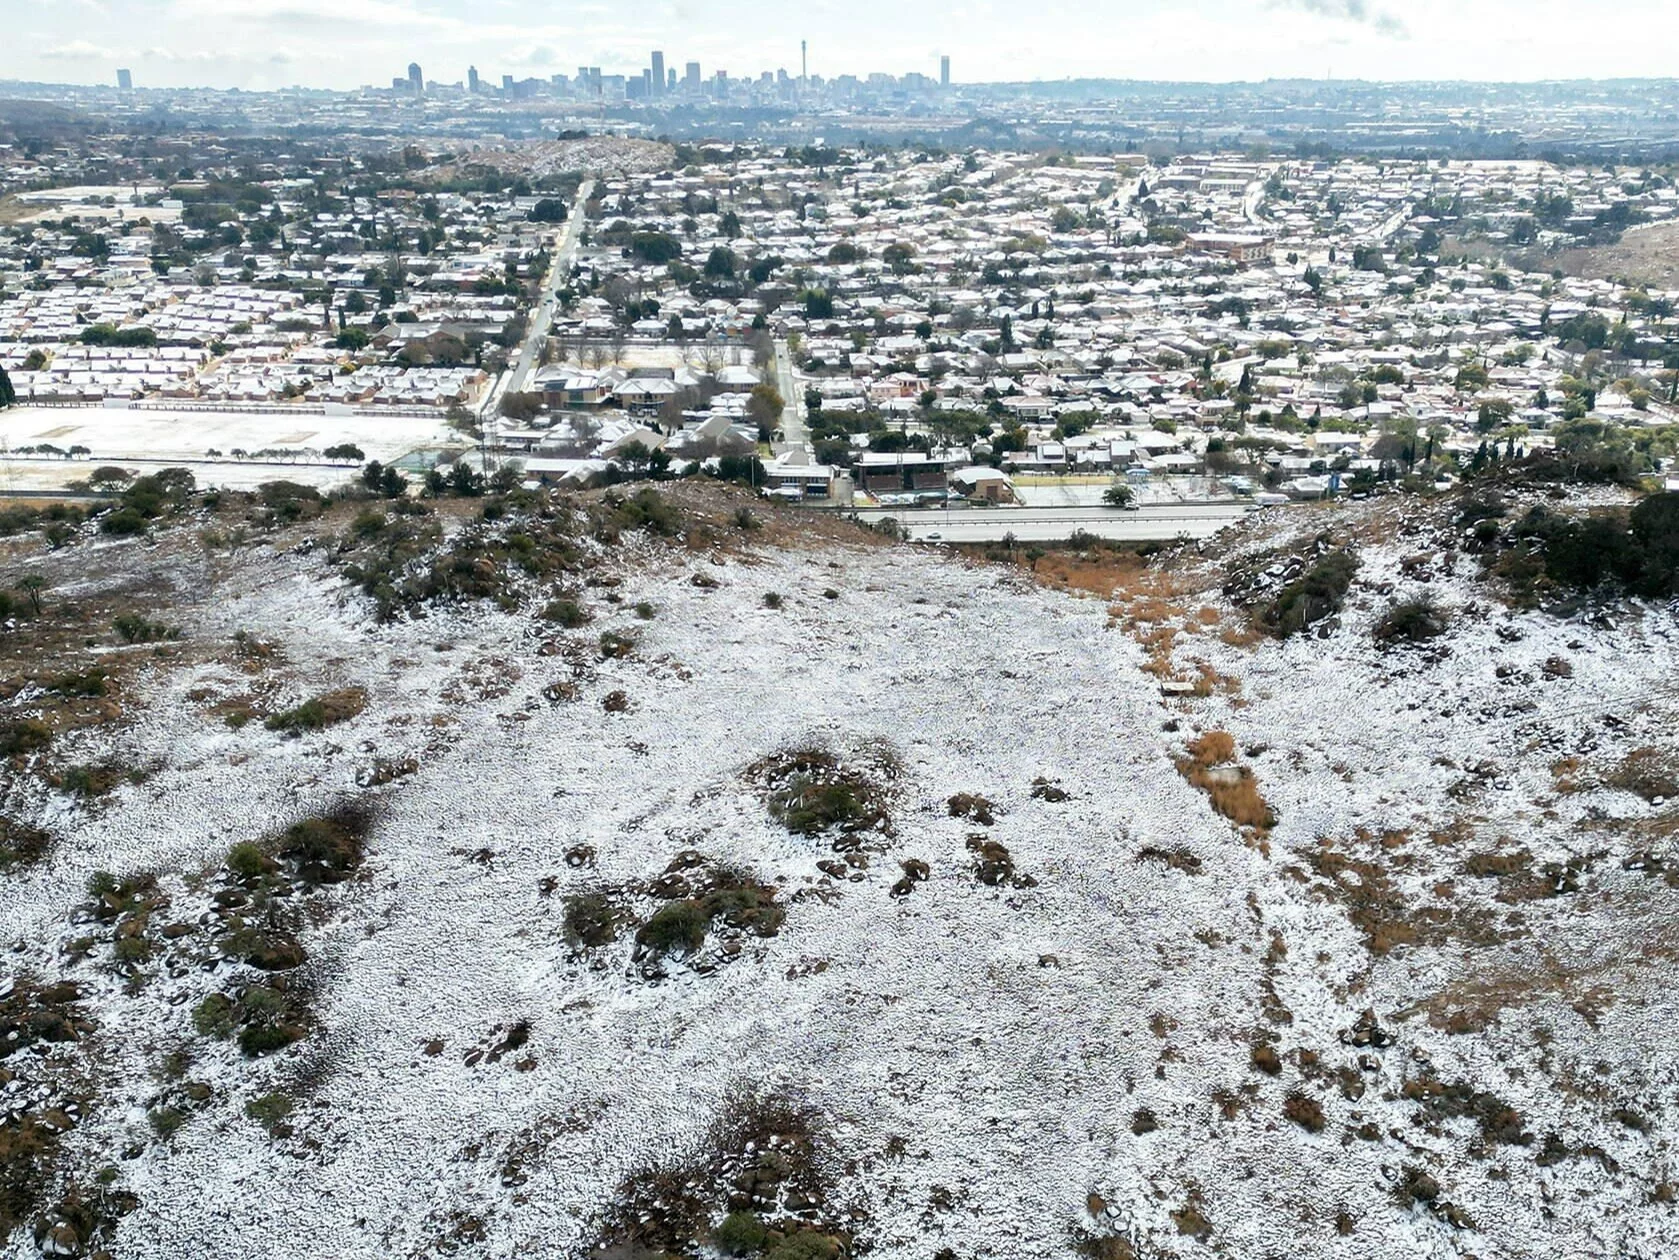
xmin=3 ymin=490 xmax=1677 ymax=1259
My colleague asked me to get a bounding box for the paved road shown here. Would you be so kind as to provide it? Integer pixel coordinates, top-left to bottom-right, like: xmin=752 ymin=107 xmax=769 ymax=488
xmin=480 ymin=177 xmax=595 ymax=420
xmin=1358 ymin=201 xmax=1413 ymax=245
xmin=774 ymin=339 xmax=805 ymax=446
xmin=849 ymin=502 xmax=1254 ymax=544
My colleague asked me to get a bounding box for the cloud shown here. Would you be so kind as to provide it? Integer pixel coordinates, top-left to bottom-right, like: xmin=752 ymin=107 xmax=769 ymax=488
xmin=1284 ymin=0 xmax=1408 ymax=35
xmin=41 ymin=39 xmax=115 ymax=59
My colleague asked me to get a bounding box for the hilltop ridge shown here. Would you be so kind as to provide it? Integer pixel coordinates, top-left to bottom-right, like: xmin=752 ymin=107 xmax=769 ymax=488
xmin=0 ymin=481 xmax=1676 ymax=1260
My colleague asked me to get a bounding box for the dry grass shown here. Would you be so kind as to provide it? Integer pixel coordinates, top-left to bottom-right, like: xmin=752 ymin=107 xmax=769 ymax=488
xmin=1175 ymin=730 xmax=1275 ymax=832
xmin=1184 ymin=731 xmax=1237 ymax=767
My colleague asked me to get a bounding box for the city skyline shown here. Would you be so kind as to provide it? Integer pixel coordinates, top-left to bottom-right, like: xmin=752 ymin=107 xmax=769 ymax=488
xmin=12 ymin=0 xmax=1679 ymax=92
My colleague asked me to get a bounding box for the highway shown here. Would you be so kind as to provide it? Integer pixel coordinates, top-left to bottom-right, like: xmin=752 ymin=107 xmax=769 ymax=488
xmin=847 ymin=502 xmax=1254 ymax=544
xmin=480 ymin=177 xmax=595 ymax=420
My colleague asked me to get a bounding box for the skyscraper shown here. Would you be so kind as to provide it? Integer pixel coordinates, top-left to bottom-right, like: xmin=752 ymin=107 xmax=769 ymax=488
xmin=685 ymin=62 xmax=701 ymax=91
xmin=407 ymin=62 xmax=424 ymax=94
xmin=468 ymin=66 xmax=480 ymax=94
xmin=116 ymin=69 xmax=133 ymax=91
xmin=650 ymin=50 xmax=665 ymax=97
xmin=941 ymin=56 xmax=950 ymax=87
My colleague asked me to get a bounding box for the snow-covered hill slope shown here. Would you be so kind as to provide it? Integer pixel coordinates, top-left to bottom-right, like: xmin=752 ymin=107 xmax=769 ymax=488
xmin=2 ymin=486 xmax=1677 ymax=1260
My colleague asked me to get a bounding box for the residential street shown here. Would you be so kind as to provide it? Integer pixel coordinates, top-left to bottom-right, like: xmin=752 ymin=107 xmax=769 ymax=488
xmin=480 ymin=177 xmax=595 ymax=419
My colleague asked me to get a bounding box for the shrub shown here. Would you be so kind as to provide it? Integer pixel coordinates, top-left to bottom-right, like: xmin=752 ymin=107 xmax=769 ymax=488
xmin=148 ymin=1106 xmax=188 ymax=1138
xmin=192 ymin=993 xmax=238 ymax=1039
xmin=1374 ymin=596 xmax=1448 ymax=644
xmin=758 ymin=745 xmax=894 ymax=838
xmin=563 ymin=892 xmax=620 ymax=948
xmin=636 ymin=901 xmax=709 ymax=956
xmin=541 ymin=598 xmax=590 ymax=628
xmin=716 ymin=1212 xmax=769 ymax=1256
xmin=113 ymin=614 xmax=177 ymax=644
xmin=0 ymin=818 xmax=52 ymax=870
xmin=232 ymin=982 xmax=308 ymax=1056
xmin=599 ymin=630 xmax=637 ymax=659
xmin=1262 ymin=550 xmax=1358 ymax=637
xmin=633 ymin=601 xmax=655 ymax=620
xmin=47 ymin=671 xmax=108 ymax=698
xmin=225 ymin=841 xmax=274 ymax=882
xmin=58 ymin=764 xmax=128 ymax=798
xmin=265 ymin=687 xmax=367 ymax=735
xmin=276 ymin=809 xmax=368 ymax=885
xmin=765 ymin=1233 xmax=839 ymax=1260
xmin=244 ymin=1092 xmax=295 ymax=1136
xmin=762 ymin=592 xmax=784 ymax=610
xmin=0 ymin=718 xmax=52 ymax=757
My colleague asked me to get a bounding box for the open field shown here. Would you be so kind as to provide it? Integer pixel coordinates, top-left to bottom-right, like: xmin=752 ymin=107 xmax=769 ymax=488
xmin=0 ymin=404 xmax=458 ymax=491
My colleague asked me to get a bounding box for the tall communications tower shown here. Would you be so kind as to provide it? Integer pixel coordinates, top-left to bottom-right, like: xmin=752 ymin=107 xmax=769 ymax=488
xmin=801 ymin=40 xmax=808 ymax=84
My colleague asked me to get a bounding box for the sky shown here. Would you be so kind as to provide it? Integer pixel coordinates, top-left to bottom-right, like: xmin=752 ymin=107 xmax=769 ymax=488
xmin=11 ymin=0 xmax=1679 ymax=91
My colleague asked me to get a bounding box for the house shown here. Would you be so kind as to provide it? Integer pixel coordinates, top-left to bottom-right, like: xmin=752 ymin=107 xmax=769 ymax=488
xmin=762 ymin=456 xmax=837 ymax=499
xmin=950 ymin=466 xmax=1016 ymax=503
xmin=615 ymin=377 xmax=683 ymax=413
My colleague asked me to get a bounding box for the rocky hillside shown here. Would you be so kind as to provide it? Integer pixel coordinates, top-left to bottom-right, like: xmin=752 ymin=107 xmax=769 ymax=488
xmin=0 ymin=480 xmax=1676 ymax=1260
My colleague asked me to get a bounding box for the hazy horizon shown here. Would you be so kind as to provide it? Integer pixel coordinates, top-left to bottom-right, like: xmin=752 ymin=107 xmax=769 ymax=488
xmin=12 ymin=0 xmax=1679 ymax=93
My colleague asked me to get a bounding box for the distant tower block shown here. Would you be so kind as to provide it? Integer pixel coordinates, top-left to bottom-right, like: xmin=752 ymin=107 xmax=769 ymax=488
xmin=651 ymin=50 xmax=665 ymax=96
xmin=801 ymin=40 xmax=808 ymax=83
xmin=117 ymin=68 xmax=133 ymax=91
xmin=407 ymin=62 xmax=423 ymax=94
xmin=468 ymin=66 xmax=480 ymax=94
xmin=940 ymin=55 xmax=950 ymax=87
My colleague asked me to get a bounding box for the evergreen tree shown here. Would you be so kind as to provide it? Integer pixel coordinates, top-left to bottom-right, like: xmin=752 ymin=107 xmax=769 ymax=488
xmin=0 ymin=365 xmax=15 ymax=407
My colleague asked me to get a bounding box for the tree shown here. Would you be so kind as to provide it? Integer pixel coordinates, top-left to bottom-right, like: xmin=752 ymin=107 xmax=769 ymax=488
xmin=0 ymin=365 xmax=14 ymax=407
xmin=719 ymin=210 xmax=742 ymax=239
xmin=1455 ymin=363 xmax=1490 ymax=394
xmin=15 ymin=575 xmax=44 ymax=616
xmin=1102 ymin=482 xmax=1135 ymax=508
xmin=882 ymin=241 xmax=917 ymax=274
xmin=704 ymin=247 xmax=738 ymax=278
xmin=88 ymin=467 xmax=134 ymax=493
xmin=1476 ymin=399 xmax=1513 ymax=433
xmin=528 ymin=199 xmax=568 ymax=224
xmin=629 ymin=232 xmax=682 ymax=264
xmin=745 ymin=383 xmax=785 ymax=442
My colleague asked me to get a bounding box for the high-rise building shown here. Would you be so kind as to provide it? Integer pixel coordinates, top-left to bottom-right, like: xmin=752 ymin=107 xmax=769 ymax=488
xmin=941 ymin=55 xmax=950 ymax=87
xmin=801 ymin=40 xmax=808 ymax=84
xmin=650 ymin=50 xmax=665 ymax=97
xmin=407 ymin=62 xmax=424 ymax=94
xmin=684 ymin=62 xmax=701 ymax=91
xmin=502 ymin=73 xmax=514 ymax=93
xmin=468 ymin=66 xmax=480 ymax=94
xmin=117 ymin=69 xmax=133 ymax=91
